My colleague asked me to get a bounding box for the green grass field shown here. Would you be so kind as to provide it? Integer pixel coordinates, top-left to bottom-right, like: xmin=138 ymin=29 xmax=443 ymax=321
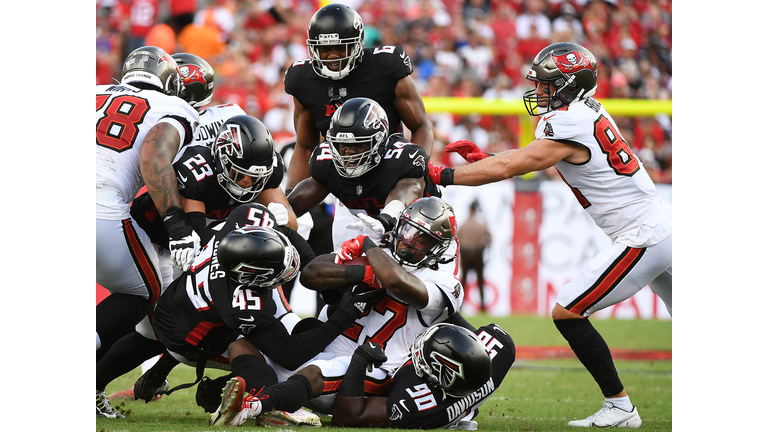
xmin=97 ymin=314 xmax=671 ymax=432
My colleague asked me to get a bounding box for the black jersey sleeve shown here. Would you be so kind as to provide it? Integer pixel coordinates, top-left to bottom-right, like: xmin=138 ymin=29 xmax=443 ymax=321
xmin=371 ymin=45 xmax=413 ymax=80
xmin=174 ymin=146 xmax=216 ymax=203
xmin=283 ymin=58 xmax=313 ymax=98
xmin=263 ymin=151 xmax=285 ymax=191
xmin=276 ymin=225 xmax=316 ymax=270
xmin=215 ymin=203 xmax=279 ymax=235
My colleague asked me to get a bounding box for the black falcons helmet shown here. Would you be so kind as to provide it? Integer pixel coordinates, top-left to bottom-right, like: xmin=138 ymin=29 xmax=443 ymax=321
xmin=410 ymin=323 xmax=492 ymax=398
xmin=306 ymin=3 xmax=365 ymax=80
xmin=213 ymin=115 xmax=277 ymax=203
xmin=523 ymin=42 xmax=598 ymax=116
xmin=327 ymin=97 xmax=389 ymax=178
xmin=172 ymin=53 xmax=215 ymax=110
xmin=217 ymin=225 xmax=300 ymax=290
xmin=390 ymin=197 xmax=456 ymax=269
xmin=121 ymin=46 xmax=182 ymax=97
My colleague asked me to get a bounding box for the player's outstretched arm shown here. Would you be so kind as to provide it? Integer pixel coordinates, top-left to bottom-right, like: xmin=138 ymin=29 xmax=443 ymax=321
xmin=433 ymin=139 xmax=580 ymax=187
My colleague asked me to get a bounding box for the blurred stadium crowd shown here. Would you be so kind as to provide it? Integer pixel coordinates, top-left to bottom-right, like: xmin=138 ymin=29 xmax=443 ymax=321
xmin=96 ymin=0 xmax=671 ymax=184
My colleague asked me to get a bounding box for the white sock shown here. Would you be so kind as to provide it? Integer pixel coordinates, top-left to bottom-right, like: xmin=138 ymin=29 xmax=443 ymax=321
xmin=606 ymin=395 xmax=633 ymax=412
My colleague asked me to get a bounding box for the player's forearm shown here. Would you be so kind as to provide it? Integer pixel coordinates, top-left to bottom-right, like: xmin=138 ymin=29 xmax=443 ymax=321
xmin=285 ymin=146 xmax=313 ymax=191
xmin=140 ymin=123 xmax=183 ymax=215
xmin=453 ymin=155 xmax=517 ymax=186
xmin=409 ymin=124 xmax=434 ymax=156
xmin=299 ymin=255 xmax=361 ymax=291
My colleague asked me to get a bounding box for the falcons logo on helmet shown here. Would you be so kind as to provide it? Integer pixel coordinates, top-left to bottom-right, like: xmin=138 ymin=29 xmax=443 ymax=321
xmin=218 ymin=124 xmax=244 ymax=156
xmin=431 ymin=352 xmax=465 ymax=388
xmin=553 ymin=51 xmax=595 ymax=74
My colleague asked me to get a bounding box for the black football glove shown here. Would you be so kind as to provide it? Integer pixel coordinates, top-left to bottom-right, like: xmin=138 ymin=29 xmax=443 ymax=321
xmin=338 ymin=285 xmax=386 ymax=319
xmin=353 ymin=341 xmax=387 ymax=368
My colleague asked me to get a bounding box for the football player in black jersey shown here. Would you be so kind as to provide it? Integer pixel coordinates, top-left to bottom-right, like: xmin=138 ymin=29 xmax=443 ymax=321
xmin=284 ymin=3 xmax=434 ymax=191
xmin=131 ymin=114 xmax=297 ymax=285
xmin=332 ymin=322 xmax=516 ymax=430
xmin=283 ymin=3 xmax=434 ymax=232
xmin=96 ymin=202 xmax=386 ymax=413
xmin=287 ymin=97 xmax=439 ymax=254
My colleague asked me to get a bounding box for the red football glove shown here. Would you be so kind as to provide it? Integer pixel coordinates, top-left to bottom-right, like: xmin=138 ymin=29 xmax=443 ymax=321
xmin=335 ymin=235 xmax=368 ymax=264
xmin=445 ymin=140 xmax=492 ymax=163
xmin=362 ymin=266 xmax=383 ymax=289
xmin=428 ymin=160 xmax=444 ymax=185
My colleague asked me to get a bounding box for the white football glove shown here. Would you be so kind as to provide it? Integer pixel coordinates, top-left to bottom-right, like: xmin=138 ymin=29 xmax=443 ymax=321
xmin=267 ymin=202 xmax=290 ymax=226
xmin=346 ymin=213 xmax=385 ymax=244
xmin=169 ymin=230 xmax=201 ymax=272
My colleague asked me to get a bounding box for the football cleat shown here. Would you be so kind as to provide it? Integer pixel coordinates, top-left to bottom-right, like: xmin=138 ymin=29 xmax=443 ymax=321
xmin=108 ymin=386 xmax=162 ymax=402
xmin=133 ymin=372 xmax=170 ymax=403
xmin=256 ymin=408 xmax=322 ymax=428
xmin=567 ymin=402 xmax=642 ymax=428
xmin=447 ymin=420 xmax=478 ymax=430
xmin=210 ymin=376 xmax=266 ymax=426
xmin=96 ymin=390 xmax=125 ymax=419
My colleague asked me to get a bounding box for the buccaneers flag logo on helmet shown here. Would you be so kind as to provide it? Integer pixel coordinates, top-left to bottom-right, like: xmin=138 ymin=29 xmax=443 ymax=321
xmin=553 ymin=51 xmax=595 ymax=74
xmin=179 ymin=64 xmax=207 ymax=87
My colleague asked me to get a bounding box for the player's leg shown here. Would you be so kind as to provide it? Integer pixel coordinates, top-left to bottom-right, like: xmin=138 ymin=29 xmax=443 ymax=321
xmin=552 ymin=241 xmax=668 ymax=427
xmin=96 ymin=218 xmax=161 ymax=363
xmin=647 ymin=235 xmax=672 ymax=317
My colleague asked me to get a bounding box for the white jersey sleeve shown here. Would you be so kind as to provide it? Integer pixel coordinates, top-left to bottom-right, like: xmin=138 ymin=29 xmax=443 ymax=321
xmin=538 ymin=98 xmax=671 ymax=246
xmin=188 ymin=103 xmax=247 ymax=149
xmin=96 ymin=84 xmax=200 ymax=219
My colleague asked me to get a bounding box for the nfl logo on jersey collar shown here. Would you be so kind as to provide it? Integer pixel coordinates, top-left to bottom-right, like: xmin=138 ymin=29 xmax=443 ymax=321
xmin=356 ymin=185 xmax=363 ymax=195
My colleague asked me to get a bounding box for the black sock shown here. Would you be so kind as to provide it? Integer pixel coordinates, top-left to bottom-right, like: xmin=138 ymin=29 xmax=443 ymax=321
xmin=230 ymin=355 xmax=278 ymax=395
xmin=96 ymin=331 xmax=165 ymax=391
xmin=263 ymin=375 xmax=313 ymax=413
xmin=554 ymin=318 xmax=624 ymax=397
xmin=96 ymin=293 xmax=151 ymax=363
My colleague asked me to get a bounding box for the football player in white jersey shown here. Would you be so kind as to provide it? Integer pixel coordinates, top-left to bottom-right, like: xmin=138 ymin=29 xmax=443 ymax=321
xmin=96 ymin=46 xmax=200 ymax=418
xmin=209 ymin=197 xmax=465 ymax=427
xmin=429 ymin=42 xmax=671 ymax=428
